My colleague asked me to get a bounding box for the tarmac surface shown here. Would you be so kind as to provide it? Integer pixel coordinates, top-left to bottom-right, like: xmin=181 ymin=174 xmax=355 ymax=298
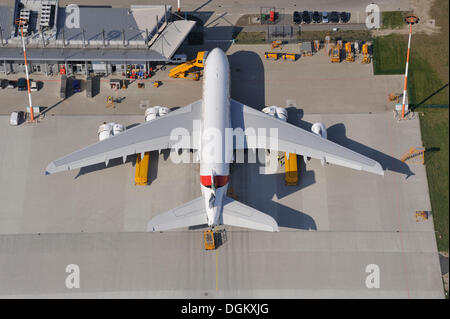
xmin=0 ymin=112 xmax=444 ymax=298
xmin=0 ymin=0 xmax=443 ymax=299
xmin=1 ymin=45 xmax=403 ymax=116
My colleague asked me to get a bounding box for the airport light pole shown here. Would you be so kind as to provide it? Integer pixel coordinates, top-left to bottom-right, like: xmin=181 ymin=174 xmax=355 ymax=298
xmin=401 ymin=14 xmax=419 ymax=119
xmin=16 ymin=18 xmax=34 ymax=122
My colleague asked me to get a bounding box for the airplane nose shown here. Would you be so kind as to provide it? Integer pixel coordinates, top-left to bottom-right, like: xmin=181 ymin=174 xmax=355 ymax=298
xmin=206 ymin=48 xmax=226 ymax=64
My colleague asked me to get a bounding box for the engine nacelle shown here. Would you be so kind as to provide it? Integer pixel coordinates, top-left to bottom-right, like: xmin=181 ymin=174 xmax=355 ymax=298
xmin=98 ymin=122 xmax=112 ymax=141
xmin=98 ymin=122 xmax=126 ymax=141
xmin=145 ymin=106 xmax=171 ymax=122
xmin=113 ymin=123 xmax=125 ymax=135
xmin=262 ymin=106 xmax=288 ymax=122
xmin=311 ymin=122 xmax=327 ymax=139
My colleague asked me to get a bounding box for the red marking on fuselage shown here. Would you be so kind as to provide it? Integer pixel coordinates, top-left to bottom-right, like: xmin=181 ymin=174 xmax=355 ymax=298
xmin=200 ymin=175 xmax=229 ymax=188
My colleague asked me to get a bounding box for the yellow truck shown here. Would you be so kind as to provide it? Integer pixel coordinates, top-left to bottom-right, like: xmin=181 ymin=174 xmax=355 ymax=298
xmin=204 ymin=229 xmax=216 ymax=250
xmin=169 ymin=51 xmax=207 ymax=80
xmin=135 ymin=152 xmax=150 ymax=186
xmin=285 ymin=153 xmax=299 ymax=186
xmin=281 ymin=53 xmax=297 ymax=61
xmin=264 ymin=52 xmax=279 ymax=60
xmin=330 ymin=45 xmax=341 ymax=63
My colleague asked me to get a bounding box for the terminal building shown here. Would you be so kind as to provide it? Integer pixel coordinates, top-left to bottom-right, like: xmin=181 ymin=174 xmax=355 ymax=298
xmin=0 ymin=0 xmax=196 ymax=76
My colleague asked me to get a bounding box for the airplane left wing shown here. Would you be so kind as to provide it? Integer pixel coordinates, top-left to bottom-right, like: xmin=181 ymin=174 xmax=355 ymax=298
xmin=45 ymin=100 xmax=202 ymax=174
xmin=147 ymin=196 xmax=207 ymax=232
xmin=230 ymin=99 xmax=384 ymax=176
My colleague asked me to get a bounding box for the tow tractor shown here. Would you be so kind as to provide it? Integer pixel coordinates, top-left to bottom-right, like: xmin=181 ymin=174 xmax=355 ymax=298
xmin=204 ymin=229 xmax=216 ymax=250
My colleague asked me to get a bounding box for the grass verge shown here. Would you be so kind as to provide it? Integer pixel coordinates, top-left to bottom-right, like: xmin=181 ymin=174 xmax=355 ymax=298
xmin=373 ymin=23 xmax=448 ymax=254
xmin=233 ymin=32 xmax=266 ymax=44
xmin=381 ymin=11 xmax=410 ymax=29
xmin=297 ymin=30 xmax=372 ymax=42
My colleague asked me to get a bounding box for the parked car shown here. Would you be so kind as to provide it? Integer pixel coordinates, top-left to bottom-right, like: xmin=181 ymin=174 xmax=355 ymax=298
xmin=17 ymin=78 xmax=27 ymax=91
xmin=302 ymin=11 xmax=311 ymax=24
xmin=72 ymin=79 xmax=81 ymax=93
xmin=6 ymin=80 xmax=16 ymax=89
xmin=312 ymin=11 xmax=321 ymax=23
xmin=10 ymin=111 xmax=20 ymax=125
xmin=293 ymin=11 xmax=302 ymax=24
xmin=30 ymin=80 xmax=38 ymax=92
xmin=340 ymin=11 xmax=349 ymax=23
xmin=330 ymin=11 xmax=339 ymax=23
xmin=170 ymin=54 xmax=187 ymax=64
xmin=322 ymin=11 xmax=329 ymax=23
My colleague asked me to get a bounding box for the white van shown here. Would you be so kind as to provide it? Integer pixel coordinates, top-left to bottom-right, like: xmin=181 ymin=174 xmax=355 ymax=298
xmin=170 ymin=54 xmax=187 ymax=64
xmin=10 ymin=112 xmax=19 ymax=126
xmin=30 ymin=81 xmax=38 ymax=92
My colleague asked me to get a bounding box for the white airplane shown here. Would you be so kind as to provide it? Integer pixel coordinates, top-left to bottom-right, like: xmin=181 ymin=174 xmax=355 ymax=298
xmin=46 ymin=48 xmax=384 ymax=232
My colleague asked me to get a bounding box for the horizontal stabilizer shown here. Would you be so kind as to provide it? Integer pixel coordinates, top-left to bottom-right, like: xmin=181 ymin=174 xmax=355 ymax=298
xmin=222 ymin=196 xmax=279 ymax=232
xmin=147 ymin=196 xmax=207 ymax=232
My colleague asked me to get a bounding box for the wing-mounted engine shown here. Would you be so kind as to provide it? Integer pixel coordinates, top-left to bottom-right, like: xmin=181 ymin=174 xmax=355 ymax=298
xmin=97 ymin=122 xmax=126 ymax=141
xmin=145 ymin=106 xmax=171 ymax=122
xmin=311 ymin=122 xmax=327 ymax=165
xmin=262 ymin=106 xmax=288 ymax=122
xmin=311 ymin=122 xmax=327 ymax=139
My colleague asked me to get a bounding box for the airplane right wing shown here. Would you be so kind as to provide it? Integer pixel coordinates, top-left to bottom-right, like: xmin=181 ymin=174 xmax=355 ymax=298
xmin=46 ymin=100 xmax=202 ymax=174
xmin=230 ymin=99 xmax=384 ymax=176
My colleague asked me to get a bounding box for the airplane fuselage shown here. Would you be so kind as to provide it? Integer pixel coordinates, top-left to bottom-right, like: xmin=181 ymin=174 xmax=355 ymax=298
xmin=199 ymin=48 xmax=232 ymax=227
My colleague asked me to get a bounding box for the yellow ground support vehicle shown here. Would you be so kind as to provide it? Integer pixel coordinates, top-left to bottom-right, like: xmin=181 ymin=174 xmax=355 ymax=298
xmin=271 ymin=40 xmax=282 ymax=49
xmin=361 ymin=43 xmax=371 ymax=64
xmin=345 ymin=42 xmax=355 ymax=62
xmin=169 ymin=51 xmax=207 ymax=80
xmin=281 ymin=53 xmax=297 ymax=61
xmin=330 ymin=45 xmax=341 ymax=63
xmin=135 ymin=152 xmax=150 ymax=186
xmin=285 ymin=153 xmax=299 ymax=186
xmin=106 ymin=96 xmax=114 ymax=108
xmin=204 ymin=229 xmax=216 ymax=250
xmin=264 ymin=52 xmax=279 ymax=60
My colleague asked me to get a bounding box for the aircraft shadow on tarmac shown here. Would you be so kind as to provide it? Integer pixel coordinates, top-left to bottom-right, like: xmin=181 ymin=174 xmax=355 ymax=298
xmin=229 ymin=50 xmax=265 ymax=109
xmin=230 ymin=153 xmax=317 ymax=231
xmin=75 ymin=150 xmax=160 ymax=186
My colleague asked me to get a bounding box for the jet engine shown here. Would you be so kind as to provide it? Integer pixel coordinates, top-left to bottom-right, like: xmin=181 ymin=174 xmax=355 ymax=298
xmin=262 ymin=106 xmax=288 ymax=122
xmin=311 ymin=122 xmax=327 ymax=139
xmin=145 ymin=106 xmax=171 ymax=122
xmin=98 ymin=122 xmax=126 ymax=141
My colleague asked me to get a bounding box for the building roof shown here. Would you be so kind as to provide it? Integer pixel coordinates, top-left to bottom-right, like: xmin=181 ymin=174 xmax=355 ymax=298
xmin=146 ymin=20 xmax=195 ymax=59
xmin=0 ymin=3 xmax=195 ymax=62
xmin=0 ymin=6 xmax=13 ymax=38
xmin=0 ymin=47 xmax=165 ymax=62
xmin=55 ymin=7 xmax=147 ymax=45
xmin=0 ymin=19 xmax=194 ymax=62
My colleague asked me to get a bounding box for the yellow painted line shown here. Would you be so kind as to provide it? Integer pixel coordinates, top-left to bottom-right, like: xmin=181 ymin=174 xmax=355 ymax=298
xmin=215 ymin=250 xmax=219 ymax=291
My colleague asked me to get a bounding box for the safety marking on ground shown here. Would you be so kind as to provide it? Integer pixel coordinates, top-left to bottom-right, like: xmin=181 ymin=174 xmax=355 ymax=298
xmin=215 ymin=250 xmax=219 ymax=291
